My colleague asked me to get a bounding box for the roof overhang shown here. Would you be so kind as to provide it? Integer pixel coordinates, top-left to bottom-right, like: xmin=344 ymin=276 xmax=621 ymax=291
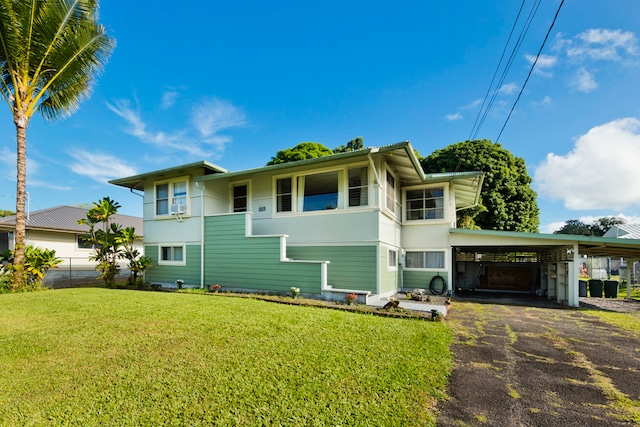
xmin=109 ymin=161 xmax=228 ymax=191
xmin=450 ymin=228 xmax=640 ymax=259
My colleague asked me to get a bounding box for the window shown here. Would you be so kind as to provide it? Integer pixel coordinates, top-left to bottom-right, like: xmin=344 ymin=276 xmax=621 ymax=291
xmin=160 ymin=245 xmax=184 ymax=264
xmin=156 ymin=183 xmax=169 ymax=215
xmin=173 ymin=180 xmax=187 ymax=207
xmin=386 ymin=171 xmax=396 ymax=213
xmin=233 ymin=184 xmax=248 ymax=212
xmin=405 ymin=251 xmax=445 ymax=269
xmin=348 ymin=167 xmax=368 ymax=207
xmin=156 ymin=179 xmax=188 ymax=216
xmin=388 ymin=249 xmax=397 ymax=268
xmin=301 ymin=171 xmax=338 ymax=212
xmin=406 ymin=187 xmax=444 ymax=220
xmin=276 ymin=177 xmax=292 ymax=212
xmin=77 ymin=234 xmax=94 ymax=250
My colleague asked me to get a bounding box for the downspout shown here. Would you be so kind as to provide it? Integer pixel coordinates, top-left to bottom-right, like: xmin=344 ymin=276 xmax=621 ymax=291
xmin=195 ymin=181 xmax=205 ymax=289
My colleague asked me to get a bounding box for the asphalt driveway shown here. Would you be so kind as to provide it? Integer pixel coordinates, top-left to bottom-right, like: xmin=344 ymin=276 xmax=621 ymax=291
xmin=436 ymin=302 xmax=640 ymax=426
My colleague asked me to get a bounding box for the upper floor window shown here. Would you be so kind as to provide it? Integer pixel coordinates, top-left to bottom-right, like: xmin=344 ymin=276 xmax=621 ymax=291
xmin=233 ymin=184 xmax=248 ymax=212
xmin=156 ymin=178 xmax=188 ymax=216
xmin=276 ymin=177 xmax=292 ymax=213
xmin=348 ymin=167 xmax=368 ymax=207
xmin=406 ymin=187 xmax=444 ymax=220
xmin=301 ymin=171 xmax=339 ymax=211
xmin=386 ymin=171 xmax=396 ymax=214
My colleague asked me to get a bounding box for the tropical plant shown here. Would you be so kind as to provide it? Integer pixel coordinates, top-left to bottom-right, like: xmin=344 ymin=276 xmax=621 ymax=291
xmin=0 ymin=245 xmax=61 ymax=290
xmin=267 ymin=137 xmax=367 ymax=165
xmin=117 ymin=226 xmax=152 ymax=286
xmin=0 ymin=0 xmax=115 ymax=290
xmin=78 ymin=197 xmax=123 ymax=287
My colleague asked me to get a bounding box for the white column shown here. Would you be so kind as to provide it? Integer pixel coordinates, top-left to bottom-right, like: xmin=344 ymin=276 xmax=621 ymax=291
xmin=568 ymin=243 xmax=580 ymax=307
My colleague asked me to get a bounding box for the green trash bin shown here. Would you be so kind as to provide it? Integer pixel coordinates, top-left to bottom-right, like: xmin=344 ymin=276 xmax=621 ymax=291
xmin=604 ymin=280 xmax=619 ymax=298
xmin=589 ymin=279 xmax=603 ymax=297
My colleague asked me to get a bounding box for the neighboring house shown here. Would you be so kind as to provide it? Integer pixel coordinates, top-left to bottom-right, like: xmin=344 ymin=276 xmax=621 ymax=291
xmin=603 ymin=223 xmax=640 ymax=240
xmin=0 ymin=206 xmax=143 ymax=276
xmin=110 ymin=141 xmax=640 ymax=307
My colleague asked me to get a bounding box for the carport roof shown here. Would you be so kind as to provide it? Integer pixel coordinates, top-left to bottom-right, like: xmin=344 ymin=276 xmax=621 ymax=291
xmin=450 ymin=228 xmax=640 ymax=259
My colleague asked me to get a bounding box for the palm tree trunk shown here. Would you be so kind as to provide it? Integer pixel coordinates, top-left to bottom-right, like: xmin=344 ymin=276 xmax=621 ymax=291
xmin=12 ymin=113 xmax=28 ymax=290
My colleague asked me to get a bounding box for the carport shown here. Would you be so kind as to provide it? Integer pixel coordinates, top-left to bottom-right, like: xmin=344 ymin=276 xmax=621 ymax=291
xmin=449 ymin=228 xmax=640 ymax=307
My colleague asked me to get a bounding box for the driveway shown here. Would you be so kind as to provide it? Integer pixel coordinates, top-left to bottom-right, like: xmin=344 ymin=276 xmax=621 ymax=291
xmin=436 ymin=301 xmax=640 ymax=426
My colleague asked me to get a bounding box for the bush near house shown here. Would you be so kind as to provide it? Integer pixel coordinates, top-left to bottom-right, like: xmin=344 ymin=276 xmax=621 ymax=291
xmin=0 ymin=288 xmax=452 ymax=426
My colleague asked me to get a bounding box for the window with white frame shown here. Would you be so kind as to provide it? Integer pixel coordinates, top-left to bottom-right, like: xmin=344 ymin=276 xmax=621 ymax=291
xmin=388 ymin=249 xmax=397 ymax=268
xmin=386 ymin=170 xmax=396 ymax=214
xmin=300 ymin=171 xmax=339 ymax=211
xmin=159 ymin=245 xmax=185 ymax=264
xmin=276 ymin=177 xmax=292 ymax=213
xmin=405 ymin=251 xmax=445 ymax=269
xmin=232 ymin=184 xmax=248 ymax=212
xmin=348 ymin=167 xmax=368 ymax=207
xmin=406 ymin=187 xmax=444 ymax=220
xmin=156 ymin=179 xmax=188 ymax=216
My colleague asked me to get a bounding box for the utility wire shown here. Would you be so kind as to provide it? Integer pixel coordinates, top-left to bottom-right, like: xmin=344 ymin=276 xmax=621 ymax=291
xmin=471 ymin=0 xmax=541 ymax=141
xmin=468 ymin=0 xmax=527 ymax=141
xmin=495 ymin=0 xmax=565 ymax=143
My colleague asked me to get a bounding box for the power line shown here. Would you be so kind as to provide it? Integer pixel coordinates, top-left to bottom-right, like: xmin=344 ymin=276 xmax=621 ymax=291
xmin=470 ymin=0 xmax=542 ymax=141
xmin=495 ymin=0 xmax=565 ymax=143
xmin=468 ymin=0 xmax=527 ymax=141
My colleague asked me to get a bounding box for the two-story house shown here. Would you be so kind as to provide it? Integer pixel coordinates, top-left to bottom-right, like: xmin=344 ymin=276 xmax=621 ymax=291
xmin=110 ymin=141 xmax=483 ymax=303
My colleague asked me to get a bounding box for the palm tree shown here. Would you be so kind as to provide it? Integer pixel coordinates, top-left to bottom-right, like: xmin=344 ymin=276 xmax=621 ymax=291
xmin=0 ymin=0 xmax=115 ymax=289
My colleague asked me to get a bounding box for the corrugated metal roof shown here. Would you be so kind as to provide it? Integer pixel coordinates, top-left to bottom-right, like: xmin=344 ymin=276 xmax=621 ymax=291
xmin=0 ymin=206 xmax=143 ymax=235
xmin=603 ymin=224 xmax=640 ymax=239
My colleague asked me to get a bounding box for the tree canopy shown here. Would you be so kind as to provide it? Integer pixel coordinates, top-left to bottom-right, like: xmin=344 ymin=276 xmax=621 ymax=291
xmin=421 ymin=139 xmax=539 ymax=232
xmin=554 ymin=217 xmax=625 ymax=236
xmin=267 ymin=137 xmax=366 ymax=165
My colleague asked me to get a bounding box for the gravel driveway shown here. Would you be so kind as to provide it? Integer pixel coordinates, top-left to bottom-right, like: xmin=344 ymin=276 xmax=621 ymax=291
xmin=436 ymin=298 xmax=640 ymax=426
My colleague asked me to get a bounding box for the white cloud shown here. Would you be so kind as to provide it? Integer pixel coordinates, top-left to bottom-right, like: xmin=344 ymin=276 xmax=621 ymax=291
xmin=498 ymin=83 xmax=518 ymax=95
xmin=531 ymin=96 xmax=552 ymax=107
xmin=525 ymin=53 xmax=557 ymax=76
xmin=190 ymin=97 xmax=246 ymax=139
xmin=161 ymin=91 xmax=179 ymax=109
xmin=107 ymin=95 xmax=246 ymax=159
xmin=570 ymin=68 xmax=598 ymax=93
xmin=445 ymin=112 xmax=462 ymax=121
xmin=534 ymin=117 xmax=640 ymax=210
xmin=567 ymin=29 xmax=638 ymax=61
xmin=69 ymin=150 xmax=137 ymax=183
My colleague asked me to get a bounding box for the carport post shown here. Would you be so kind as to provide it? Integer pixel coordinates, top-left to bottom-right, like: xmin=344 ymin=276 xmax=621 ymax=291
xmin=568 ymin=243 xmax=580 ymax=307
xmin=626 ymin=259 xmax=636 ymax=301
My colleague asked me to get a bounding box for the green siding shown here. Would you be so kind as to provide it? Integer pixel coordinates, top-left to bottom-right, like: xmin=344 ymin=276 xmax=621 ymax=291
xmin=287 ymin=246 xmax=377 ymax=293
xmin=379 ymin=248 xmax=398 ymax=293
xmin=204 ymin=214 xmax=325 ymax=294
xmin=145 ymin=245 xmax=201 ymax=286
xmin=403 ymin=270 xmax=447 ymax=291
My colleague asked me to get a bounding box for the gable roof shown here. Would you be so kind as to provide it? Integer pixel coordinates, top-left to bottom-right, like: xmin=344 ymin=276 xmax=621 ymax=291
xmin=603 ymin=224 xmax=640 ymax=239
xmin=0 ymin=206 xmax=143 ymax=235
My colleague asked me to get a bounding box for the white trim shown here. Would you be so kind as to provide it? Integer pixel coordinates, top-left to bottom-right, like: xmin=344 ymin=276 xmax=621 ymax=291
xmin=404 ymin=249 xmax=448 ymax=271
xmin=230 ymin=179 xmax=252 ymax=213
xmin=158 ymin=243 xmax=187 ymax=266
xmin=154 ymin=176 xmax=190 ymax=218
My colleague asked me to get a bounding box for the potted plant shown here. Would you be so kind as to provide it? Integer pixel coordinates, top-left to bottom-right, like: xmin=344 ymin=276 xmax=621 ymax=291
xmin=344 ymin=293 xmax=357 ymax=305
xmin=290 ymin=287 xmax=300 ymax=299
xmin=210 ymin=283 xmax=221 ymax=293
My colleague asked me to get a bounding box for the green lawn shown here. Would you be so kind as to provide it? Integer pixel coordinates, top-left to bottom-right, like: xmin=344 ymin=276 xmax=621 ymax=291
xmin=0 ymin=289 xmax=451 ymax=426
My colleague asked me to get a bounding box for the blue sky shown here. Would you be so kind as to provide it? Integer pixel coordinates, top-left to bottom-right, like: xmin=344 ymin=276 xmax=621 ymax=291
xmin=1 ymin=0 xmax=639 ymax=232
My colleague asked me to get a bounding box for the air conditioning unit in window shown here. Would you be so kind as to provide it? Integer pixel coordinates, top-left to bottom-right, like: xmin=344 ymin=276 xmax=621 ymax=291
xmin=169 ymin=204 xmax=186 ymax=215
